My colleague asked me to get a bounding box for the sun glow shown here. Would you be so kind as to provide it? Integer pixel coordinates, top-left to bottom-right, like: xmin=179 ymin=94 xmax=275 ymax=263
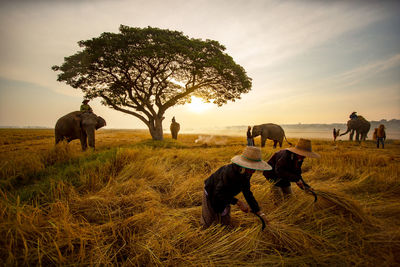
xmin=187 ymin=96 xmax=212 ymax=113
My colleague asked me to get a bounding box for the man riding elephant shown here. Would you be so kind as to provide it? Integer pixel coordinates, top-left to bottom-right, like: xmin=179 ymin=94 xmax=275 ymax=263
xmin=340 ymin=114 xmax=370 ymax=141
xmin=80 ymin=99 xmax=93 ymax=113
xmin=55 ymin=111 xmax=106 ymax=150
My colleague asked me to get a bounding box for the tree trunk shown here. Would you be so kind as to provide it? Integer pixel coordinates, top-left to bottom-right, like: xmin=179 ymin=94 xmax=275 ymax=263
xmin=149 ymin=117 xmax=164 ymax=140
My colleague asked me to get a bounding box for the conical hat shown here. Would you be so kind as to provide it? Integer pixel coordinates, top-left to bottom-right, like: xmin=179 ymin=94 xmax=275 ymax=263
xmin=231 ymin=146 xmax=272 ymax=171
xmin=286 ymin=138 xmax=320 ymax=158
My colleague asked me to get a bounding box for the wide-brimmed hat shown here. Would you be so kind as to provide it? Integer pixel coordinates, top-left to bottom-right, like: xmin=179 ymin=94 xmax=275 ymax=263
xmin=231 ymin=146 xmax=272 ymax=171
xmin=82 ymin=99 xmax=90 ymax=103
xmin=286 ymin=138 xmax=320 ymax=158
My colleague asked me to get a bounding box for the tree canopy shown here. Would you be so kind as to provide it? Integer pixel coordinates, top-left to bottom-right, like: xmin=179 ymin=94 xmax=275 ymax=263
xmin=52 ymin=25 xmax=252 ymax=140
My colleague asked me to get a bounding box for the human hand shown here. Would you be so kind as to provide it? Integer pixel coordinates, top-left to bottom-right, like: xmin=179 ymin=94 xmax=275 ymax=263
xmin=237 ymin=200 xmax=250 ymax=213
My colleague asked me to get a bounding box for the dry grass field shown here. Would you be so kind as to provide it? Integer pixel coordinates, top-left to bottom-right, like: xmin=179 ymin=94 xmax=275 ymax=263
xmin=1 ymin=128 xmax=400 ymax=266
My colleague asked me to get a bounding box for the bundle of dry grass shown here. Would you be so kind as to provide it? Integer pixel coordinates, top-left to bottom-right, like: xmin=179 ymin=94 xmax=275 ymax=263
xmin=312 ymin=189 xmax=373 ymax=224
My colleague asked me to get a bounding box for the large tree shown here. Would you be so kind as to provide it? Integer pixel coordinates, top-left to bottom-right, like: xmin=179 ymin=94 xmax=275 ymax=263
xmin=52 ymin=25 xmax=252 ymax=140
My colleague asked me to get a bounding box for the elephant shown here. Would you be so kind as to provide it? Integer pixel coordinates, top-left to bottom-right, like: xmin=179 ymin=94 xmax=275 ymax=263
xmin=252 ymin=123 xmax=292 ymax=148
xmin=170 ymin=116 xmax=180 ymax=140
xmin=55 ymin=111 xmax=106 ymax=150
xmin=340 ymin=115 xmax=370 ymax=142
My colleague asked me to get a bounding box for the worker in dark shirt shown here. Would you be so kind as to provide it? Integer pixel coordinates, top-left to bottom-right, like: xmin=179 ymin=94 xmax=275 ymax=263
xmin=201 ymin=146 xmax=271 ymax=228
xmin=263 ymin=138 xmax=320 ymax=202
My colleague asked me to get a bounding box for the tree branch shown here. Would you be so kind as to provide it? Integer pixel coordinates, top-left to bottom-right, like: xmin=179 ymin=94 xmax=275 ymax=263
xmin=99 ymin=92 xmax=150 ymax=127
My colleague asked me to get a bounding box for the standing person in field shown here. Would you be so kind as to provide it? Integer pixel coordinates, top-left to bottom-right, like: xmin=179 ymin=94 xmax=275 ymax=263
xmin=80 ymin=99 xmax=93 ymax=113
xmin=263 ymin=138 xmax=320 ymax=202
xmin=201 ymin=146 xmax=271 ymax=228
xmin=247 ymin=126 xmax=254 ymax=146
xmin=376 ymin=124 xmax=386 ymax=149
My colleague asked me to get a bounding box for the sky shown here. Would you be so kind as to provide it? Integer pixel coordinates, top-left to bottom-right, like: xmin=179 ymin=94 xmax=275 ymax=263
xmin=0 ymin=0 xmax=399 ymax=131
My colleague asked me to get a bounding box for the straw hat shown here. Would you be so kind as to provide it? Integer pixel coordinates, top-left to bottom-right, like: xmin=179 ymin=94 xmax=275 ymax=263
xmin=231 ymin=146 xmax=272 ymax=171
xmin=286 ymin=138 xmax=320 ymax=158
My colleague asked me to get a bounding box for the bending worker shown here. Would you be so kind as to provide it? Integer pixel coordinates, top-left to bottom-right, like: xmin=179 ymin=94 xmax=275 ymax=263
xmin=263 ymin=138 xmax=320 ymax=201
xmin=201 ymin=146 xmax=271 ymax=228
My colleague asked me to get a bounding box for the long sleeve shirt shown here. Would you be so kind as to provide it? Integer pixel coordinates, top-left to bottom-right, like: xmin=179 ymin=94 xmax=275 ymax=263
xmin=263 ymin=149 xmax=303 ymax=183
xmin=377 ymin=128 xmax=386 ymax=139
xmin=204 ymin=163 xmax=260 ymax=214
xmin=80 ymin=104 xmax=93 ymax=113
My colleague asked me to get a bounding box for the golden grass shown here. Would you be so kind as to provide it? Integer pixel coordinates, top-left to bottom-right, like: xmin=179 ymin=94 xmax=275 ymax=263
xmin=0 ymin=129 xmax=400 ymax=265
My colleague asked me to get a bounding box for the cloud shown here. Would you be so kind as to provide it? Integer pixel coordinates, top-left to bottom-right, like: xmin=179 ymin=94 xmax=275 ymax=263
xmin=233 ymin=1 xmax=389 ymax=71
xmin=331 ymin=54 xmax=400 ymax=87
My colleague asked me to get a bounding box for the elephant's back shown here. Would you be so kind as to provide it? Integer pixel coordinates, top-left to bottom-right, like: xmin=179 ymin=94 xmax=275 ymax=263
xmin=261 ymin=123 xmax=284 ymax=132
xmin=55 ymin=111 xmax=81 ymax=136
xmin=56 ymin=111 xmax=80 ymax=124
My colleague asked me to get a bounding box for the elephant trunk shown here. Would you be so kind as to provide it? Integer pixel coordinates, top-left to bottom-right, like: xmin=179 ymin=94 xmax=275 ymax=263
xmin=340 ymin=128 xmax=350 ymax=136
xmin=86 ymin=127 xmax=96 ymax=148
xmin=251 ymin=129 xmax=260 ymax=138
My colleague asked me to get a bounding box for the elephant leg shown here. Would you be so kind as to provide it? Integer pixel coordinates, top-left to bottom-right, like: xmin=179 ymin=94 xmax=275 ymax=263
xmin=55 ymin=135 xmax=62 ymax=144
xmin=279 ymin=141 xmax=283 ymax=148
xmin=261 ymin=136 xmax=267 ymax=147
xmin=355 ymin=132 xmax=360 ymax=142
xmin=273 ymin=140 xmax=277 ymax=148
xmin=349 ymin=130 xmax=354 ymax=141
xmin=80 ymin=133 xmax=88 ymax=151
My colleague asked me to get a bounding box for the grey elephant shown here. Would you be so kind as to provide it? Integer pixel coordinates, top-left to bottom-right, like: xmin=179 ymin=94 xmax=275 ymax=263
xmin=340 ymin=115 xmax=370 ymax=142
xmin=170 ymin=116 xmax=180 ymax=140
xmin=55 ymin=111 xmax=106 ymax=150
xmin=252 ymin=123 xmax=292 ymax=148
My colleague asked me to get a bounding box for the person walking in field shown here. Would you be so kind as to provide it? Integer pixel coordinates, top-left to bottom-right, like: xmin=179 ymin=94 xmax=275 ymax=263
xmin=80 ymin=99 xmax=93 ymax=113
xmin=246 ymin=126 xmax=254 ymax=146
xmin=263 ymin=138 xmax=320 ymax=202
xmin=376 ymin=124 xmax=386 ymax=149
xmin=201 ymin=146 xmax=271 ymax=228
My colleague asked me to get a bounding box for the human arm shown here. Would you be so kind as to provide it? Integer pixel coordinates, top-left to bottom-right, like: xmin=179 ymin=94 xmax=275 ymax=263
xmin=236 ymin=199 xmax=249 ymax=213
xmin=241 ymin=178 xmax=260 ymax=213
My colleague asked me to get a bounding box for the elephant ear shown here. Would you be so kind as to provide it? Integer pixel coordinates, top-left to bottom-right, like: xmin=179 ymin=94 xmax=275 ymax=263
xmin=96 ymin=116 xmax=106 ymax=130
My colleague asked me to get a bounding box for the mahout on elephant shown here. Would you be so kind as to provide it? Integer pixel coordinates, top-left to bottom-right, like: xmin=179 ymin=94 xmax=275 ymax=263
xmin=340 ymin=115 xmax=370 ymax=142
xmin=55 ymin=111 xmax=106 ymax=150
xmin=252 ymin=123 xmax=292 ymax=148
xmin=80 ymin=99 xmax=93 ymax=113
xmin=170 ymin=116 xmax=180 ymax=140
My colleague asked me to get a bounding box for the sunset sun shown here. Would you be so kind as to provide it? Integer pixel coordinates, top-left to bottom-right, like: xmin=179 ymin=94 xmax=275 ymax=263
xmin=187 ymin=96 xmax=212 ymax=113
